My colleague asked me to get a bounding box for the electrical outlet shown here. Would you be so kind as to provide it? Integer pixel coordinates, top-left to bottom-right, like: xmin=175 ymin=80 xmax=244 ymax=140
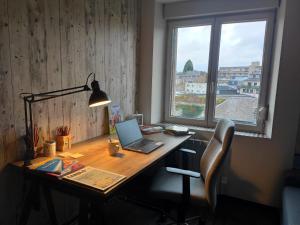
xmin=221 ymin=176 xmax=228 ymax=184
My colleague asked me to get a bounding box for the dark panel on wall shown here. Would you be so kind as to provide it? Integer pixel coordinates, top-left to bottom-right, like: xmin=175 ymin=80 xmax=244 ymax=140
xmin=295 ymin=114 xmax=300 ymax=154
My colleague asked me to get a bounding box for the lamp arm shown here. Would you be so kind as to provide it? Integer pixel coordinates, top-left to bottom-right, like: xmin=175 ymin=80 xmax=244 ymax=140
xmin=22 ymin=85 xmax=90 ymax=103
xmin=35 ymin=84 xmax=90 ymax=96
xmin=22 ymin=84 xmax=90 ymax=166
xmin=21 ymin=72 xmax=109 ymax=166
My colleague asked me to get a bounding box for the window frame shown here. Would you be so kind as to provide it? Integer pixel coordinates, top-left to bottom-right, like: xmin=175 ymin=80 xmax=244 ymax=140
xmin=164 ymin=11 xmax=275 ymax=133
xmin=165 ymin=18 xmax=215 ymax=128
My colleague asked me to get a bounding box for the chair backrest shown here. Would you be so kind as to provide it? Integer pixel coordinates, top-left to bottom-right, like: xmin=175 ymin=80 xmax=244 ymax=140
xmin=200 ymin=119 xmax=235 ymax=211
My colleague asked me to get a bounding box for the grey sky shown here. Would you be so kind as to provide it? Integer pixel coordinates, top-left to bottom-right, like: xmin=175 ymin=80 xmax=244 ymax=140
xmin=176 ymin=21 xmax=266 ymax=72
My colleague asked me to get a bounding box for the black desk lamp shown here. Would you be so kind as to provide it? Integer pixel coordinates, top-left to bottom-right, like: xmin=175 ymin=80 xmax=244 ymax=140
xmin=21 ymin=73 xmax=111 ymax=166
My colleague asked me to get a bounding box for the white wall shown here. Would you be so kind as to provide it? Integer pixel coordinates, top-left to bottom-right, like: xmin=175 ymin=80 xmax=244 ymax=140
xmin=138 ymin=0 xmax=166 ymax=124
xmin=151 ymin=2 xmax=166 ymax=123
xmin=227 ymin=0 xmax=300 ymax=198
xmin=138 ymin=0 xmax=300 ymax=206
xmin=138 ymin=0 xmax=155 ymax=123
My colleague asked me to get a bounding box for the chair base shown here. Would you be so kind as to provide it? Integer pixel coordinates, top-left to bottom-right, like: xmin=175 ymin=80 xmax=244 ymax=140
xmin=118 ymin=195 xmax=208 ymax=225
xmin=159 ymin=215 xmax=205 ymax=225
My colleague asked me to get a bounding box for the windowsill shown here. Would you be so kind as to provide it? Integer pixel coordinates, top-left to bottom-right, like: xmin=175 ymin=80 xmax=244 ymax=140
xmin=156 ymin=122 xmax=271 ymax=140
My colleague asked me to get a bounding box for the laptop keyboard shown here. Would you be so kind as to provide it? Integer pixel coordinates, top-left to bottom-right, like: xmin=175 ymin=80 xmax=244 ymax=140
xmin=128 ymin=139 xmax=153 ymax=148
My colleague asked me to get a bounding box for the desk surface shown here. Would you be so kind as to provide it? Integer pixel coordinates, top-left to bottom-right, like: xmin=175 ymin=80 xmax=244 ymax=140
xmin=14 ymin=133 xmax=191 ymax=198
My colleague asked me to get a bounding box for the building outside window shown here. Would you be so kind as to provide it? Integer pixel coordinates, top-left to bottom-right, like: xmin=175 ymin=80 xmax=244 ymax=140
xmin=165 ymin=12 xmax=274 ymax=133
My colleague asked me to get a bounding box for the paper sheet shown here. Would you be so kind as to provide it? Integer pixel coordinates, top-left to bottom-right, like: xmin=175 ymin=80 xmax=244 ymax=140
xmin=58 ymin=152 xmax=84 ymax=159
xmin=63 ymin=166 xmax=126 ymax=191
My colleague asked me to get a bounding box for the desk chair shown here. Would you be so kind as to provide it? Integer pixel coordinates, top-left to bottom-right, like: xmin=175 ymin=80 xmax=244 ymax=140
xmin=149 ymin=119 xmax=235 ymax=225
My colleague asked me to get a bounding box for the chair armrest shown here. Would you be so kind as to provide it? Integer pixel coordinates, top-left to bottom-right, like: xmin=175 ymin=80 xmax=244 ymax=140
xmin=177 ymin=148 xmax=197 ymax=155
xmin=166 ymin=167 xmax=201 ymax=178
xmin=175 ymin=148 xmax=197 ymax=171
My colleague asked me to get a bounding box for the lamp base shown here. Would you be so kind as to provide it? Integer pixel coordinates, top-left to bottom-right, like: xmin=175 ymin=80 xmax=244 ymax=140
xmin=23 ymin=160 xmax=32 ymax=167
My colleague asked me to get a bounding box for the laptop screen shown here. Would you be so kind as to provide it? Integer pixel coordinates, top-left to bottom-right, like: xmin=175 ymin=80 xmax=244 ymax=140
xmin=115 ymin=119 xmax=143 ymax=147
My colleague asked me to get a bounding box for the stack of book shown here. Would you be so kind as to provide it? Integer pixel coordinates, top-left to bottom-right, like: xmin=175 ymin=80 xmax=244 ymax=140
xmin=140 ymin=125 xmax=163 ymax=134
xmin=34 ymin=158 xmax=84 ymax=179
xmin=164 ymin=125 xmax=190 ymax=136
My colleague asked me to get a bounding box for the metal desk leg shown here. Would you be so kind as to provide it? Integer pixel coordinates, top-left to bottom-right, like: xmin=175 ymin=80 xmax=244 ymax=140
xmin=19 ymin=180 xmax=38 ymax=225
xmin=90 ymin=201 xmax=105 ymax=225
xmin=42 ymin=186 xmax=58 ymax=225
xmin=79 ymin=199 xmax=90 ymax=225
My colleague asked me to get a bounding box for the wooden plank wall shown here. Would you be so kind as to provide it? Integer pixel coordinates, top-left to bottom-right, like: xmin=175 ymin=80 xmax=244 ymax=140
xmin=0 ymin=0 xmax=139 ymax=170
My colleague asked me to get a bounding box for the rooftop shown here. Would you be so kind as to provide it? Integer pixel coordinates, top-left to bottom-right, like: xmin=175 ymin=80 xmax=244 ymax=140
xmin=215 ymin=96 xmax=258 ymax=123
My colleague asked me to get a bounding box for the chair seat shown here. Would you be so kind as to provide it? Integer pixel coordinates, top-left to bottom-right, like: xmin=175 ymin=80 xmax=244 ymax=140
xmin=149 ymin=168 xmax=207 ymax=206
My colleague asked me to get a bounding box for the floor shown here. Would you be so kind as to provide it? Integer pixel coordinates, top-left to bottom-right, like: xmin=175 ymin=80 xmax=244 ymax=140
xmin=101 ymin=195 xmax=280 ymax=225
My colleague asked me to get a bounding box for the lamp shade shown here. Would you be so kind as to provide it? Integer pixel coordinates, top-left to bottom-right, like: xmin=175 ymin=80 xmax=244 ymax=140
xmin=89 ymin=80 xmax=111 ymax=107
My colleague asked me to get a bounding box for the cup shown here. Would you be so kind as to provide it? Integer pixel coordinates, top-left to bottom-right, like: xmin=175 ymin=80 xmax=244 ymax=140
xmin=108 ymin=140 xmax=120 ymax=156
xmin=44 ymin=140 xmax=56 ymax=157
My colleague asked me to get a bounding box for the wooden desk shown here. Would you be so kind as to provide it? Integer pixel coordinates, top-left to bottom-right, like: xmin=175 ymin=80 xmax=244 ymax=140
xmin=14 ymin=132 xmax=191 ymax=225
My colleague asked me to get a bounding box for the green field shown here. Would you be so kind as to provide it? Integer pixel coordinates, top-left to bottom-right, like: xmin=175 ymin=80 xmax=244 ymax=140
xmin=174 ymin=95 xmax=226 ymax=118
xmin=175 ymin=104 xmax=205 ymax=118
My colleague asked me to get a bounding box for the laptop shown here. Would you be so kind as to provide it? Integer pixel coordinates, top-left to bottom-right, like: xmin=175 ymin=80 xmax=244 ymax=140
xmin=115 ymin=119 xmax=163 ymax=154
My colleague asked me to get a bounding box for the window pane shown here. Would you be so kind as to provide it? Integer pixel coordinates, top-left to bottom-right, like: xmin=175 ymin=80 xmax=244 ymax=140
xmin=214 ymin=21 xmax=266 ymax=124
xmin=171 ymin=25 xmax=211 ymax=120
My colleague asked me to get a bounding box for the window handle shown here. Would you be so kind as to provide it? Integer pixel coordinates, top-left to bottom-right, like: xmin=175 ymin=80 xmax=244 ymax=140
xmin=258 ymin=105 xmax=269 ymax=122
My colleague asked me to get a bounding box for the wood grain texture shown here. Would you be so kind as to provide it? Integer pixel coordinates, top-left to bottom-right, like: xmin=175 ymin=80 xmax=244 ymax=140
xmin=45 ymin=0 xmax=63 ymax=140
xmin=0 ymin=0 xmax=14 ymax=169
xmin=95 ymin=0 xmax=107 ymax=137
xmin=73 ymin=0 xmax=88 ymax=142
xmin=85 ymin=0 xmax=98 ymax=139
xmin=0 ymin=0 xmax=139 ymax=170
xmin=60 ymin=0 xmax=78 ymax=143
xmin=28 ymin=0 xmax=49 ymax=144
xmin=7 ymin=0 xmax=32 ymax=163
xmin=13 ymin=133 xmax=191 ymax=196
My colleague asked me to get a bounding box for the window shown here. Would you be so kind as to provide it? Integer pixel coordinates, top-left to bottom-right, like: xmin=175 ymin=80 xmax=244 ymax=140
xmin=170 ymin=24 xmax=211 ymax=120
xmin=165 ymin=12 xmax=274 ymax=133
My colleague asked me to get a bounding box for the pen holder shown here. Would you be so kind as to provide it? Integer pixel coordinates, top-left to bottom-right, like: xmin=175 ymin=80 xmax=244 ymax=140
xmin=44 ymin=140 xmax=56 ymax=157
xmin=56 ymin=135 xmax=72 ymax=152
xmin=108 ymin=140 xmax=120 ymax=156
